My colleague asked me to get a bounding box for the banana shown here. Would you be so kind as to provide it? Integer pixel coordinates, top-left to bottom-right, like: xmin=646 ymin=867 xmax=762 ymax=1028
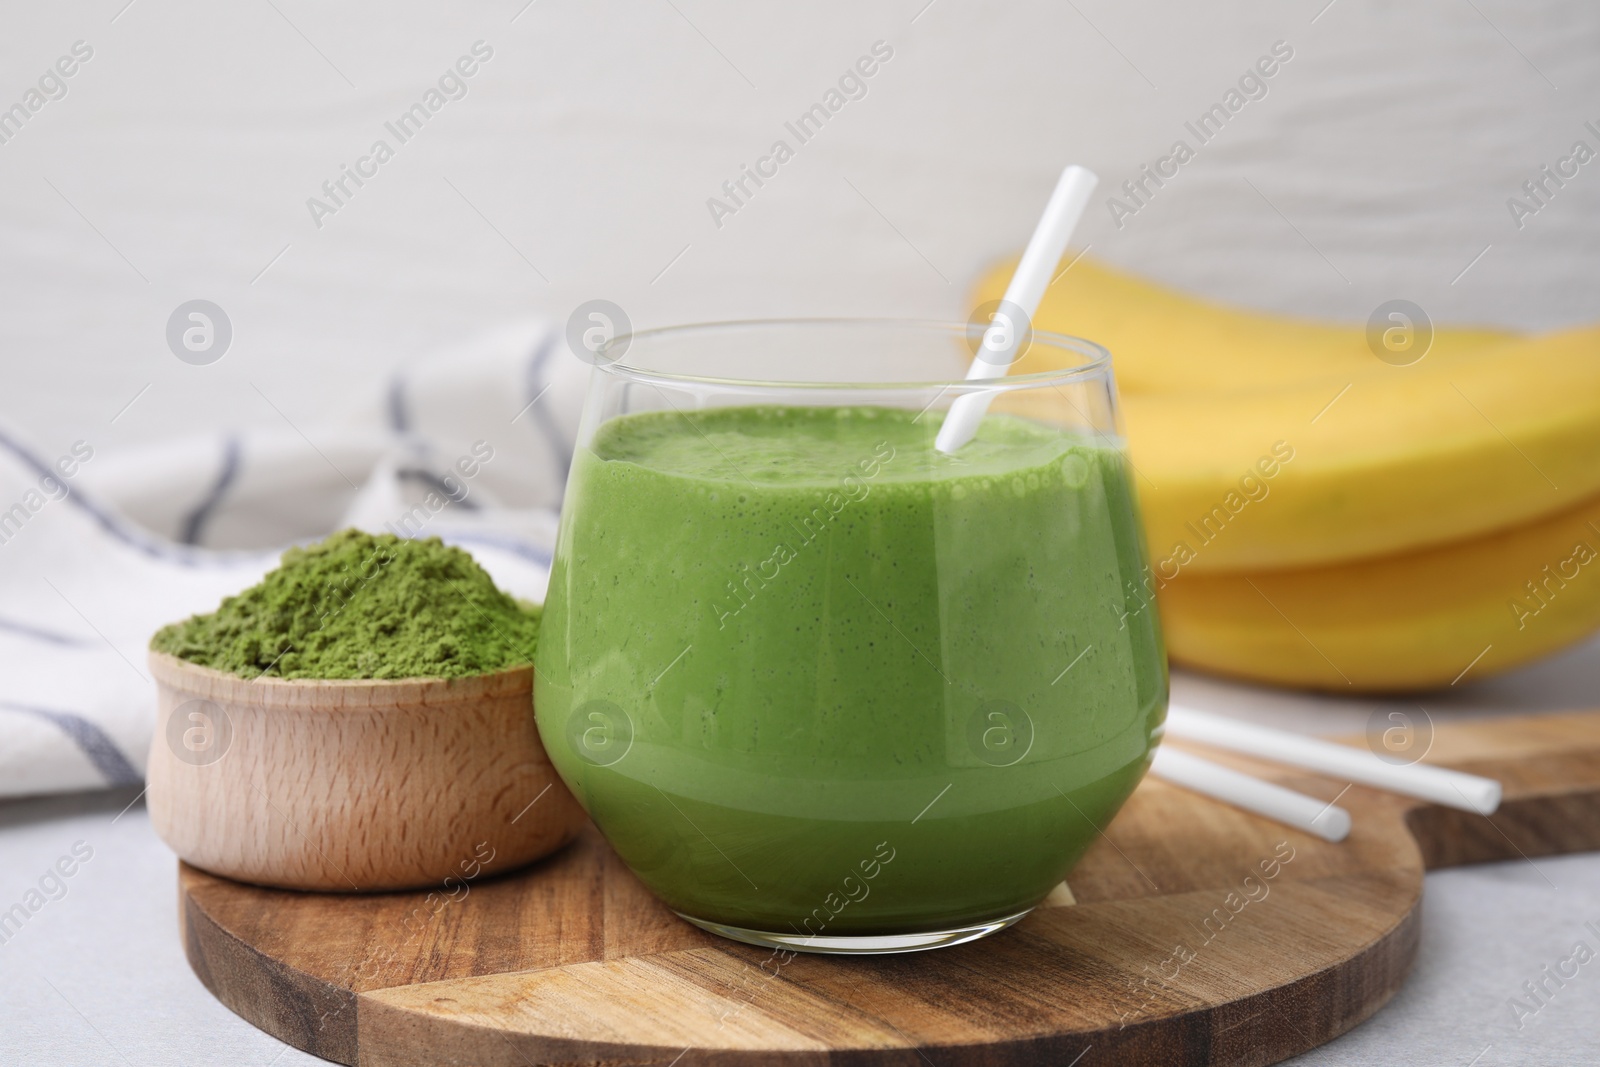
xmin=1120 ymin=325 xmax=1600 ymax=571
xmin=976 ymin=257 xmax=1600 ymax=572
xmin=1155 ymin=491 xmax=1600 ymax=691
xmin=975 ymin=255 xmax=1517 ymax=395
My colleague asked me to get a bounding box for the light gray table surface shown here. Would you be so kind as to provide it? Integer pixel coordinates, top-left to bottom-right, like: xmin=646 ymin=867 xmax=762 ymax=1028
xmin=5 ymin=644 xmax=1599 ymax=1067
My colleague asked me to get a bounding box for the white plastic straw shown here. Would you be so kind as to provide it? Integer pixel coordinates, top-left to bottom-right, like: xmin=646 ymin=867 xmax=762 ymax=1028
xmin=1150 ymin=746 xmax=1352 ymax=842
xmin=1165 ymin=704 xmax=1501 ymax=815
xmin=935 ymin=164 xmax=1099 ymax=454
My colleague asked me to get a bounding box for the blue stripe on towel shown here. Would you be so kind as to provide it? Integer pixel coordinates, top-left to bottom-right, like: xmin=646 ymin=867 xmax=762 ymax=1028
xmin=387 ymin=376 xmax=410 ymax=434
xmin=440 ymin=529 xmax=554 ymax=569
xmin=1 ymin=701 xmax=142 ymax=786
xmin=179 ymin=436 xmax=242 ymax=546
xmin=0 ymin=616 xmax=92 ymax=647
xmin=0 ymin=424 xmax=270 ymax=569
xmin=524 ymin=333 xmax=572 ymax=488
xmin=397 ymin=467 xmax=480 ymax=509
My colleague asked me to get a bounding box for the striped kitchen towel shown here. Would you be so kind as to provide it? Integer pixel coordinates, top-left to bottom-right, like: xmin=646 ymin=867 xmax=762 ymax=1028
xmin=0 ymin=320 xmax=589 ymax=799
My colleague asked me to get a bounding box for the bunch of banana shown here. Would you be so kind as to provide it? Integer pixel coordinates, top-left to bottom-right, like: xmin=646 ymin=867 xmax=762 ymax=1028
xmin=974 ymin=256 xmax=1600 ymax=691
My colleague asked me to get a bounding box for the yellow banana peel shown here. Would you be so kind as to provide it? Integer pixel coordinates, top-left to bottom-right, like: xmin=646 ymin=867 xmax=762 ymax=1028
xmin=977 ymin=255 xmax=1516 ymax=395
xmin=1124 ymin=325 xmax=1600 ymax=572
xmin=1156 ymin=491 xmax=1600 ymax=691
xmin=975 ymin=256 xmax=1600 ymax=572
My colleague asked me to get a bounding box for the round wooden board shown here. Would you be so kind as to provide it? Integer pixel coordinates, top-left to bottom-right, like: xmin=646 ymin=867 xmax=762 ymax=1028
xmin=179 ymin=711 xmax=1600 ymax=1067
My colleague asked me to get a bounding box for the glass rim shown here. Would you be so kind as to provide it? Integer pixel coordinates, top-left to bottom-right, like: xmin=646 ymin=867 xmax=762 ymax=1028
xmin=595 ymin=318 xmax=1112 ymax=391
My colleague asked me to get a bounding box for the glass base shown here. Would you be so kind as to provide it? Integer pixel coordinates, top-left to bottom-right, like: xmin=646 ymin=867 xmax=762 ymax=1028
xmin=675 ymin=907 xmax=1032 ymax=955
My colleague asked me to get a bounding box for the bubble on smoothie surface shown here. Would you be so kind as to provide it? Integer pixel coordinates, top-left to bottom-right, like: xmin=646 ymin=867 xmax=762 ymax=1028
xmin=1060 ymin=452 xmax=1091 ymax=488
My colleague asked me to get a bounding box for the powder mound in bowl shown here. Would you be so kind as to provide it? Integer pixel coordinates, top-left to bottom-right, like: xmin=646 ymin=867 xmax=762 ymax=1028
xmin=151 ymin=529 xmax=542 ymax=680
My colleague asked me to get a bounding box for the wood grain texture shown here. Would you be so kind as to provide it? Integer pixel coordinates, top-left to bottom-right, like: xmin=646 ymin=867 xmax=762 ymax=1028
xmin=179 ymin=710 xmax=1600 ymax=1066
xmin=148 ymin=652 xmax=586 ymax=891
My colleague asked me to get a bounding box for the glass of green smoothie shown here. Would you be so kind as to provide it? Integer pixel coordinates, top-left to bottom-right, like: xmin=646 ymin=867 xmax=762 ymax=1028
xmin=535 ymin=320 xmax=1166 ymax=954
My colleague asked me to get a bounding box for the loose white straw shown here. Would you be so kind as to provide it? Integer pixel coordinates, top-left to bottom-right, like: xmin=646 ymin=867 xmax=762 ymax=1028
xmin=1165 ymin=704 xmax=1501 ymax=815
xmin=1150 ymin=746 xmax=1352 ymax=843
xmin=934 ymin=164 xmax=1099 ymax=454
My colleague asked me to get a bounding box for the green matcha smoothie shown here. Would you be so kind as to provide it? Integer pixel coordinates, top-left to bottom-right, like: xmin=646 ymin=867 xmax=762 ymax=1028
xmin=535 ymin=404 xmax=1165 ymax=938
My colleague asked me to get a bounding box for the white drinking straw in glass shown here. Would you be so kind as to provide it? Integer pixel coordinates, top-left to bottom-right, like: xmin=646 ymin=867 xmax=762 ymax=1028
xmin=1164 ymin=704 xmax=1501 ymax=815
xmin=935 ymin=164 xmax=1099 ymax=454
xmin=1150 ymin=746 xmax=1352 ymax=843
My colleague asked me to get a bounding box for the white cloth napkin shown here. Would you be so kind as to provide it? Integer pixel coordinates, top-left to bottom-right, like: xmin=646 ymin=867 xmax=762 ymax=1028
xmin=0 ymin=321 xmax=589 ymax=799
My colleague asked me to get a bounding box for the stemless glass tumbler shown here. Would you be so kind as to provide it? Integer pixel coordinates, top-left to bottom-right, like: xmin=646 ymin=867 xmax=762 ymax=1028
xmin=534 ymin=320 xmax=1167 ymax=954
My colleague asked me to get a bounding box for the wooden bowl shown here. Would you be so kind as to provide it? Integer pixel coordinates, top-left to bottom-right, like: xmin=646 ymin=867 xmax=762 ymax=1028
xmin=145 ymin=651 xmax=585 ymax=892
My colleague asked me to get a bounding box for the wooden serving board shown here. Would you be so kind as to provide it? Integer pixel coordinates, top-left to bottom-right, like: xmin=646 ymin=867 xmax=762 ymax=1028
xmin=179 ymin=711 xmax=1600 ymax=1067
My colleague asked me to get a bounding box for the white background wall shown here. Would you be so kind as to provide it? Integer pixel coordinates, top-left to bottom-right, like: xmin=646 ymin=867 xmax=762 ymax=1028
xmin=3 ymin=0 xmax=1598 ymax=459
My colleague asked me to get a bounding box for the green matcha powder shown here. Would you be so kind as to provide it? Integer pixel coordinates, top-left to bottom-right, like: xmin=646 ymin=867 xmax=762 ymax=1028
xmin=152 ymin=529 xmax=541 ymax=680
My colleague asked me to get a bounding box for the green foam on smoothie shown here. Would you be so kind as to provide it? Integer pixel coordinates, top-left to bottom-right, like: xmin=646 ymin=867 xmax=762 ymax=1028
xmin=591 ymin=403 xmax=1075 ymax=486
xmin=151 ymin=529 xmax=540 ymax=680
